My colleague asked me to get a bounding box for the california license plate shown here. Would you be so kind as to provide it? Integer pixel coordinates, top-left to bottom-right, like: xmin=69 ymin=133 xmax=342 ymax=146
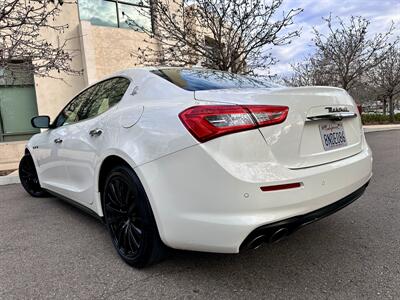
xmin=319 ymin=123 xmax=347 ymax=151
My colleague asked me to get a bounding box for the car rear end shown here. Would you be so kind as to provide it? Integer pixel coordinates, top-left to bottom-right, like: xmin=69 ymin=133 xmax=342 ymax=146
xmin=137 ymin=69 xmax=372 ymax=253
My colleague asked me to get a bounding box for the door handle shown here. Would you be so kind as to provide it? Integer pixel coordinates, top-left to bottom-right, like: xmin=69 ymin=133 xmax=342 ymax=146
xmin=54 ymin=138 xmax=63 ymax=144
xmin=89 ymin=128 xmax=103 ymax=137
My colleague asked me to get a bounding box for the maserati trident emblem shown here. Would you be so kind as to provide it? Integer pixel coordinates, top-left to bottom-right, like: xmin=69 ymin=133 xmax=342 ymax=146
xmin=325 ymin=106 xmax=349 ymax=113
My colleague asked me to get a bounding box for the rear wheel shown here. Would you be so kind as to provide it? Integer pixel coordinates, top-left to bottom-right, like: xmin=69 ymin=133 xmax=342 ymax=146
xmin=103 ymin=165 xmax=167 ymax=268
xmin=19 ymin=154 xmax=49 ymax=197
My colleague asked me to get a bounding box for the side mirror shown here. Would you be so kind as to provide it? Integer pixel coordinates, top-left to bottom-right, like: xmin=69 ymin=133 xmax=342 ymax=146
xmin=31 ymin=116 xmax=51 ymax=129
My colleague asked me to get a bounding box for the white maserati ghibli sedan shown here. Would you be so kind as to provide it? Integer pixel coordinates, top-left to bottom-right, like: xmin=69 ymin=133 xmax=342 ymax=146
xmin=19 ymin=68 xmax=372 ymax=268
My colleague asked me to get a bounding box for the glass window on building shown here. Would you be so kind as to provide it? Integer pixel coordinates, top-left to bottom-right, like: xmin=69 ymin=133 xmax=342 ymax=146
xmin=0 ymin=62 xmax=40 ymax=142
xmin=78 ymin=0 xmax=152 ymax=31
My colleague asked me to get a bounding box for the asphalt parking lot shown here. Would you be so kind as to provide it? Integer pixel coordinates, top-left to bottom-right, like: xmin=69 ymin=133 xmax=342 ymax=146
xmin=1 ymin=130 xmax=399 ymax=299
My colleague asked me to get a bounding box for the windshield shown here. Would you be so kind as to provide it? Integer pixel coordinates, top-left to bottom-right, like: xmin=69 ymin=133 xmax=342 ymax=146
xmin=151 ymin=68 xmax=279 ymax=91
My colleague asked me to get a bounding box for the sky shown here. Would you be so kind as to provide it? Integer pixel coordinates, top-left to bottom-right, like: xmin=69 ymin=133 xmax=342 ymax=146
xmin=268 ymin=0 xmax=400 ymax=75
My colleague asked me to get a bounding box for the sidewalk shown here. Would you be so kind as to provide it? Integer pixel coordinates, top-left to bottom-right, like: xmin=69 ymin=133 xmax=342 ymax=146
xmin=1 ymin=124 xmax=400 ymax=186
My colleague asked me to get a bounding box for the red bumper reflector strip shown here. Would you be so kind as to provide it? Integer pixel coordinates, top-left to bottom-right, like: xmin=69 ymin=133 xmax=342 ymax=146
xmin=260 ymin=182 xmax=302 ymax=192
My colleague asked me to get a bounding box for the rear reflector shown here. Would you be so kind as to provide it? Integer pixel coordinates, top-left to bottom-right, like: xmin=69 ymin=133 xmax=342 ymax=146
xmin=179 ymin=105 xmax=289 ymax=142
xmin=260 ymin=182 xmax=302 ymax=192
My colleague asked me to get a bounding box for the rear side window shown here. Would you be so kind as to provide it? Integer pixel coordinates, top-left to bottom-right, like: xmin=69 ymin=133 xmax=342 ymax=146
xmin=151 ymin=68 xmax=279 ymax=91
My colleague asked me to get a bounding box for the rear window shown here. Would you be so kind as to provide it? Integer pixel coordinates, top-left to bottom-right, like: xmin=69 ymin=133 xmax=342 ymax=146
xmin=150 ymin=68 xmax=279 ymax=91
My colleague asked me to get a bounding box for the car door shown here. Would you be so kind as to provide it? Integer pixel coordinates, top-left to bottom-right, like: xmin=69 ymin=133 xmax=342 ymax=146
xmin=37 ymin=83 xmax=100 ymax=196
xmin=60 ymin=77 xmax=131 ymax=206
xmin=32 ymin=124 xmax=70 ymax=194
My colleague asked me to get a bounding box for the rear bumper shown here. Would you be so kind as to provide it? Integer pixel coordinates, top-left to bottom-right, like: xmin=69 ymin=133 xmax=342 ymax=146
xmin=240 ymin=181 xmax=369 ymax=251
xmin=136 ymin=136 xmax=373 ymax=254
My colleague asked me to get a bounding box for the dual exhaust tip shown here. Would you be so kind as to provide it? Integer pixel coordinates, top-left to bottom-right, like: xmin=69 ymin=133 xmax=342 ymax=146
xmin=242 ymin=182 xmax=371 ymax=251
xmin=245 ymin=227 xmax=290 ymax=250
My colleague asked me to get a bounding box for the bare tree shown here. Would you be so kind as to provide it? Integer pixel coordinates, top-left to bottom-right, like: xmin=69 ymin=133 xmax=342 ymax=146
xmin=124 ymin=0 xmax=302 ymax=74
xmin=312 ymin=15 xmax=398 ymax=92
xmin=284 ymin=54 xmax=334 ymax=86
xmin=0 ymin=0 xmax=81 ymax=80
xmin=367 ymin=47 xmax=400 ymax=121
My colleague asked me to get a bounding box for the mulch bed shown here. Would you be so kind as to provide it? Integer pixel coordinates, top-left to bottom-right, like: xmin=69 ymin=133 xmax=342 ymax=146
xmin=0 ymin=169 xmax=17 ymax=176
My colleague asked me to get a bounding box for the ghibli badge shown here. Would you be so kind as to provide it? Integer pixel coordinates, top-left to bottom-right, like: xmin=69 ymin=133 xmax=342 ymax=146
xmin=325 ymin=106 xmax=349 ymax=113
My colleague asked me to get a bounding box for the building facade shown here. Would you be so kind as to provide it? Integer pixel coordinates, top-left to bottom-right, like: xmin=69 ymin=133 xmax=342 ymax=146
xmin=0 ymin=0 xmax=155 ymax=170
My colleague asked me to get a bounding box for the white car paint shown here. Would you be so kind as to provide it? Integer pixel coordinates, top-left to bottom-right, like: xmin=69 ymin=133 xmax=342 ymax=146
xmin=27 ymin=68 xmax=373 ymax=253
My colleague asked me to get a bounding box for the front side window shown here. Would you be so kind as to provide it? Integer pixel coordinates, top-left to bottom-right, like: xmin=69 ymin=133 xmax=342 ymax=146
xmin=54 ymin=77 xmax=130 ymax=127
xmin=78 ymin=0 xmax=152 ymax=31
xmin=54 ymin=85 xmax=99 ymax=127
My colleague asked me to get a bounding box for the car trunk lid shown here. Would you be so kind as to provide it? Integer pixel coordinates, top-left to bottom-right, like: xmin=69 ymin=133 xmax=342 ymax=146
xmin=194 ymin=86 xmax=363 ymax=169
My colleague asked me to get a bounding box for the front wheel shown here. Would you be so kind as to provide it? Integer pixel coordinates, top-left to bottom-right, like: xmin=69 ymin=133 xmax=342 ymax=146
xmin=19 ymin=154 xmax=49 ymax=197
xmin=103 ymin=165 xmax=167 ymax=268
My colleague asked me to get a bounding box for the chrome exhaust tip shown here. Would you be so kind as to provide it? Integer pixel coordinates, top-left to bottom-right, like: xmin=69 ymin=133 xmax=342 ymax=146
xmin=246 ymin=235 xmax=266 ymax=250
xmin=269 ymin=228 xmax=289 ymax=243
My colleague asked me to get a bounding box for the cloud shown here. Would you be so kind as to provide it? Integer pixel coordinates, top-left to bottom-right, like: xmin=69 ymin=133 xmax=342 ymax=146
xmin=268 ymin=0 xmax=400 ymax=75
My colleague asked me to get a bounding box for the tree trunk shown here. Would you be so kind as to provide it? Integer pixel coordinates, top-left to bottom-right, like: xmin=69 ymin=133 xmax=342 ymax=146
xmin=389 ymin=95 xmax=394 ymax=123
xmin=383 ymin=98 xmax=387 ymax=115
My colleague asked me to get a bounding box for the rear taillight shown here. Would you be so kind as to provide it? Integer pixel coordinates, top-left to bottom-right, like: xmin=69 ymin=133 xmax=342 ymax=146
xmin=179 ymin=105 xmax=289 ymax=142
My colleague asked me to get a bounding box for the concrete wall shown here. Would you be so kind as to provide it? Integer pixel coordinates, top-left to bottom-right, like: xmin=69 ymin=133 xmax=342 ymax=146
xmin=79 ymin=21 xmax=150 ymax=84
xmin=34 ymin=2 xmax=86 ymax=120
xmin=0 ymin=141 xmax=26 ymax=171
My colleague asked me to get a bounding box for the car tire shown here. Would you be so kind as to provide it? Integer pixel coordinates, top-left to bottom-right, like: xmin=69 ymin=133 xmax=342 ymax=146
xmin=102 ymin=164 xmax=167 ymax=268
xmin=19 ymin=154 xmax=49 ymax=198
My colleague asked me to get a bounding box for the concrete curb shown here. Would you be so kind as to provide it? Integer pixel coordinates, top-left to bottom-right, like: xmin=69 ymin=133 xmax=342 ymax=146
xmin=363 ymin=124 xmax=400 ymax=133
xmin=0 ymin=174 xmax=20 ymax=186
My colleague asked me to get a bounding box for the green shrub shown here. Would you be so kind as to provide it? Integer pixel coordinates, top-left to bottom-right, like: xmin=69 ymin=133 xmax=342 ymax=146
xmin=361 ymin=113 xmax=400 ymax=124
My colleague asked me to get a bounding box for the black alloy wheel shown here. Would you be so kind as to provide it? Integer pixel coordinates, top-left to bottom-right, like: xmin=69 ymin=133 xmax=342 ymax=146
xmin=103 ymin=165 xmax=167 ymax=268
xmin=19 ymin=154 xmax=49 ymax=197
